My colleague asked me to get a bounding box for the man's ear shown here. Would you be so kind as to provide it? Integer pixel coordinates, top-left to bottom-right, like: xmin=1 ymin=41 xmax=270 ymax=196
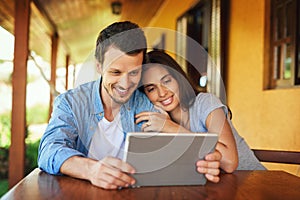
xmin=96 ymin=61 xmax=102 ymax=74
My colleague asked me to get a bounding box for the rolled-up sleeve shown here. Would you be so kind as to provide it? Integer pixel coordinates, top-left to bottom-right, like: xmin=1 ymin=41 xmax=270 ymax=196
xmin=38 ymin=94 xmax=85 ymax=175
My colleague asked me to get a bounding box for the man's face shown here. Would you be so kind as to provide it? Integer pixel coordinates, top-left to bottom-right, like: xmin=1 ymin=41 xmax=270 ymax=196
xmin=99 ymin=46 xmax=143 ymax=105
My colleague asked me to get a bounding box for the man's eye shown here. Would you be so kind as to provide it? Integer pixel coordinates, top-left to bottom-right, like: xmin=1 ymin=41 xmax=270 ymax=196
xmin=110 ymin=71 xmax=121 ymax=75
xmin=129 ymin=70 xmax=139 ymax=76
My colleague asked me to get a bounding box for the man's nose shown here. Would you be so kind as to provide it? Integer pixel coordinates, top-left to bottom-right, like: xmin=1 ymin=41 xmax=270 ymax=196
xmin=119 ymin=74 xmax=130 ymax=88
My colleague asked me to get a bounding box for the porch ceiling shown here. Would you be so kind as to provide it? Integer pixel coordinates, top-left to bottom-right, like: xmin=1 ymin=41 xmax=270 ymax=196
xmin=0 ymin=0 xmax=165 ymax=66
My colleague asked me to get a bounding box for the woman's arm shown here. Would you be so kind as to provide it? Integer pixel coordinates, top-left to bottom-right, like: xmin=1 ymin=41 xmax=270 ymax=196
xmin=206 ymin=108 xmax=238 ymax=173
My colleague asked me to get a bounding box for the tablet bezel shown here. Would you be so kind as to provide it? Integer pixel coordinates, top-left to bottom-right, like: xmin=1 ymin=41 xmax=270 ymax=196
xmin=123 ymin=132 xmax=218 ymax=187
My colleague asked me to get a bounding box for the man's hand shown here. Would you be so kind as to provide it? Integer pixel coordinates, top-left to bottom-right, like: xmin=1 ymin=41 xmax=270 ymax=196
xmin=60 ymin=156 xmax=136 ymax=190
xmin=196 ymin=150 xmax=222 ymax=183
xmin=88 ymin=156 xmax=136 ymax=189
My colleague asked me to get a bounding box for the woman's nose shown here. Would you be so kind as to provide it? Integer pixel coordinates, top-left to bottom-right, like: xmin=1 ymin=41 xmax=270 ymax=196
xmin=158 ymin=85 xmax=168 ymax=97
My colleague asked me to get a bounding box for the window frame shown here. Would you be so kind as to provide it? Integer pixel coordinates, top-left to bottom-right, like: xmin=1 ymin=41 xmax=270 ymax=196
xmin=265 ymin=0 xmax=300 ymax=89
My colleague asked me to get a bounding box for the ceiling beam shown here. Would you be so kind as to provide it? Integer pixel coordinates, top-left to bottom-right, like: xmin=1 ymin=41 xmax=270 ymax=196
xmin=32 ymin=0 xmax=57 ymax=33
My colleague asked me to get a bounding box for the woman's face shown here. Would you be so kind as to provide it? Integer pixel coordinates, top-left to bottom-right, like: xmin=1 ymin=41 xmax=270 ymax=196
xmin=142 ymin=65 xmax=180 ymax=112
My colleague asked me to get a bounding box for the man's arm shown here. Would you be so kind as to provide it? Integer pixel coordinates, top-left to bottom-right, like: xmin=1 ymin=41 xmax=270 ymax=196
xmin=38 ymin=94 xmax=85 ymax=174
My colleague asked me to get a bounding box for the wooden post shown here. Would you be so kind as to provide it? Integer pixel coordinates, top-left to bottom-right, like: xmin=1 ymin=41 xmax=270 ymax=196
xmin=9 ymin=0 xmax=31 ymax=188
xmin=65 ymin=55 xmax=70 ymax=90
xmin=48 ymin=33 xmax=59 ymax=120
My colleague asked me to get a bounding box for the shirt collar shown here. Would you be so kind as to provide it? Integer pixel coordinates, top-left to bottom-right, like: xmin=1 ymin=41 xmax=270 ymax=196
xmin=92 ymin=77 xmax=104 ymax=115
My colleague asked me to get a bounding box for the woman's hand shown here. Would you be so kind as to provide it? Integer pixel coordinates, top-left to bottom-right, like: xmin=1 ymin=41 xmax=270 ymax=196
xmin=196 ymin=149 xmax=222 ymax=183
xmin=135 ymin=111 xmax=169 ymax=132
xmin=135 ymin=106 xmax=177 ymax=132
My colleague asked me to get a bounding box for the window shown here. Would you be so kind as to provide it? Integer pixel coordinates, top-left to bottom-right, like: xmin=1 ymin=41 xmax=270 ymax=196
xmin=267 ymin=0 xmax=300 ymax=88
xmin=176 ymin=0 xmax=227 ymax=102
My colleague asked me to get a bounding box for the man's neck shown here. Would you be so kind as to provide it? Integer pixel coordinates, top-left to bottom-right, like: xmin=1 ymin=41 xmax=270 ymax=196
xmin=100 ymin=85 xmax=121 ymax=122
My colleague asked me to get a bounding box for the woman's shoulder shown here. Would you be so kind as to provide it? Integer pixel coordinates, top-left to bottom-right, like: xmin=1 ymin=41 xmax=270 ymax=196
xmin=194 ymin=92 xmax=222 ymax=104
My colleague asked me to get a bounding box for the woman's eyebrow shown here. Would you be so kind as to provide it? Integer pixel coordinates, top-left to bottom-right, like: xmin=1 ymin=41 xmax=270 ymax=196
xmin=144 ymin=83 xmax=154 ymax=88
xmin=161 ymin=74 xmax=171 ymax=80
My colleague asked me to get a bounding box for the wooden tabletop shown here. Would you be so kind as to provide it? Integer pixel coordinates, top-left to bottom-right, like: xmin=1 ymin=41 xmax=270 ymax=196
xmin=2 ymin=168 xmax=300 ymax=200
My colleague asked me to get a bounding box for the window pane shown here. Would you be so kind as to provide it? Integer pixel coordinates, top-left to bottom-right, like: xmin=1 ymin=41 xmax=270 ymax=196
xmin=286 ymin=1 xmax=293 ymax=37
xmin=273 ymin=46 xmax=281 ymax=79
xmin=298 ymin=53 xmax=300 ymax=79
xmin=284 ymin=43 xmax=292 ymax=79
xmin=276 ymin=6 xmax=284 ymax=39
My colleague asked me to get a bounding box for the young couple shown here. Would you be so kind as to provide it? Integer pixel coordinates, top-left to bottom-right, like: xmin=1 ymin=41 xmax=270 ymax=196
xmin=38 ymin=21 xmax=263 ymax=190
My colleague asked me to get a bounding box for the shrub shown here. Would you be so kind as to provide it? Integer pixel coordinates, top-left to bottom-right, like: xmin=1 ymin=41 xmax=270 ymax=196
xmin=0 ymin=112 xmax=11 ymax=147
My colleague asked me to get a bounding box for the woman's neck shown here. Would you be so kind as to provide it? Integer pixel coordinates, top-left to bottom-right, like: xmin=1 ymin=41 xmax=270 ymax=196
xmin=169 ymin=106 xmax=190 ymax=129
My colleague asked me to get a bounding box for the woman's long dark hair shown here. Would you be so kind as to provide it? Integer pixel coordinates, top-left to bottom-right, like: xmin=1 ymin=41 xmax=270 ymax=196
xmin=141 ymin=50 xmax=201 ymax=109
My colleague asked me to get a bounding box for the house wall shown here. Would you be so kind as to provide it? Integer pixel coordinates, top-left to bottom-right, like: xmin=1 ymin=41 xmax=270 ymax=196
xmin=227 ymin=0 xmax=300 ymax=175
xmin=148 ymin=0 xmax=300 ymax=176
xmin=145 ymin=0 xmax=196 ymax=53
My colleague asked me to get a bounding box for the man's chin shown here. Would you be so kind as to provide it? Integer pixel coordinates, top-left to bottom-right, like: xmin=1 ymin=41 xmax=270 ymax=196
xmin=112 ymin=95 xmax=131 ymax=105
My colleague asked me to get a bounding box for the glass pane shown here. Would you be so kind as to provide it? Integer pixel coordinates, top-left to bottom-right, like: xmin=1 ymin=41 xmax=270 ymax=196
xmin=276 ymin=6 xmax=284 ymax=39
xmin=298 ymin=51 xmax=300 ymax=79
xmin=273 ymin=46 xmax=281 ymax=79
xmin=286 ymin=1 xmax=293 ymax=37
xmin=284 ymin=43 xmax=291 ymax=79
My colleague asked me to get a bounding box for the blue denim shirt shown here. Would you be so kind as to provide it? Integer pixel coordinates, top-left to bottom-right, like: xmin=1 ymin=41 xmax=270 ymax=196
xmin=38 ymin=78 xmax=154 ymax=175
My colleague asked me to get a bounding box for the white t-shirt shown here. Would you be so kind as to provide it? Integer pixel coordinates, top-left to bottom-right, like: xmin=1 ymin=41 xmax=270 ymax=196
xmin=88 ymin=113 xmax=125 ymax=160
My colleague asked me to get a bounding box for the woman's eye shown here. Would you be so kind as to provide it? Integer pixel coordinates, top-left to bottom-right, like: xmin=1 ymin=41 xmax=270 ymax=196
xmin=163 ymin=78 xmax=172 ymax=85
xmin=146 ymin=87 xmax=154 ymax=93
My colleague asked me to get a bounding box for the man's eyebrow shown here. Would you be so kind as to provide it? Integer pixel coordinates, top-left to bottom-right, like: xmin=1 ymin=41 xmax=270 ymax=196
xmin=107 ymin=67 xmax=120 ymax=71
xmin=129 ymin=66 xmax=142 ymax=72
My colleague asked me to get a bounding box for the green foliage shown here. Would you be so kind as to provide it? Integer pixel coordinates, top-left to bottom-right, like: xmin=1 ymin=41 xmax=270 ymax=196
xmin=0 ymin=112 xmax=11 ymax=147
xmin=0 ymin=179 xmax=8 ymax=198
xmin=0 ymin=140 xmax=40 ymax=197
xmin=26 ymin=104 xmax=49 ymax=125
xmin=0 ymin=104 xmax=48 ymax=147
xmin=25 ymin=140 xmax=40 ymax=176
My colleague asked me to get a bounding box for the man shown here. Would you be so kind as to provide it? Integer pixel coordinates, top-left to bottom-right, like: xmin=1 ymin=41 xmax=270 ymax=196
xmin=38 ymin=21 xmax=222 ymax=190
xmin=38 ymin=21 xmax=153 ymax=189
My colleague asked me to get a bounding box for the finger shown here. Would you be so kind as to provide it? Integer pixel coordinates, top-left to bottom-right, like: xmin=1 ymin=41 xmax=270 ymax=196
xmin=101 ymin=166 xmax=135 ymax=186
xmin=196 ymin=160 xmax=220 ymax=169
xmin=135 ymin=115 xmax=150 ymax=124
xmin=102 ymin=157 xmax=135 ymax=174
xmin=205 ymin=150 xmax=222 ymax=161
xmin=135 ymin=111 xmax=153 ymax=118
xmin=141 ymin=122 xmax=151 ymax=131
xmin=93 ymin=172 xmax=127 ymax=189
xmin=205 ymin=173 xmax=220 ymax=183
xmin=197 ymin=166 xmax=220 ymax=176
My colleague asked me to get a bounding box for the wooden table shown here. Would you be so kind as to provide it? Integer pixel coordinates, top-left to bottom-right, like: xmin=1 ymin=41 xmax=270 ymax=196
xmin=2 ymin=169 xmax=300 ymax=200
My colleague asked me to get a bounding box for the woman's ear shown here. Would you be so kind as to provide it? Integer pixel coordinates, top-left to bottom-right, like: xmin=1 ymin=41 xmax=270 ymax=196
xmin=96 ymin=61 xmax=102 ymax=74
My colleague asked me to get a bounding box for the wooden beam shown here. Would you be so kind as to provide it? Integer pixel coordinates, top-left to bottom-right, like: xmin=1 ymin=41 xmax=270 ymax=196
xmin=48 ymin=33 xmax=59 ymax=119
xmin=65 ymin=55 xmax=70 ymax=90
xmin=9 ymin=0 xmax=31 ymax=188
xmin=32 ymin=0 xmax=57 ymax=33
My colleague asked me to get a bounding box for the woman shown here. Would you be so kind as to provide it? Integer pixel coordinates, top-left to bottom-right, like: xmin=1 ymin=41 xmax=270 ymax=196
xmin=135 ymin=50 xmax=239 ymax=182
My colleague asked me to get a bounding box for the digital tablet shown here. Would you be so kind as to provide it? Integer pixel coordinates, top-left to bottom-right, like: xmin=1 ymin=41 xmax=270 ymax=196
xmin=123 ymin=132 xmax=218 ymax=187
